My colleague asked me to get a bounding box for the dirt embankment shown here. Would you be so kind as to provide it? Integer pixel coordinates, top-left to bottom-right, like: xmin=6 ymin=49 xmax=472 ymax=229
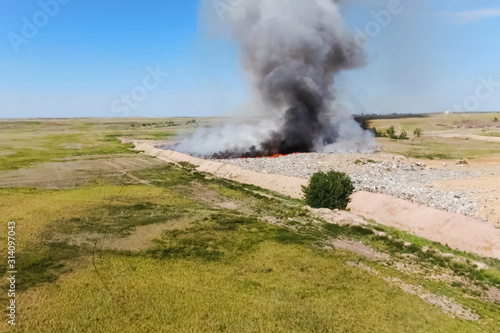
xmin=349 ymin=192 xmax=500 ymax=259
xmin=132 ymin=142 xmax=500 ymax=260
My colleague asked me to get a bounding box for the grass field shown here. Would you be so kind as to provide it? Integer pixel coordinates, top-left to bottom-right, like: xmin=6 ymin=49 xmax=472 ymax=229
xmin=368 ymin=112 xmax=500 ymax=133
xmin=378 ymin=137 xmax=500 ymax=160
xmin=0 ymin=118 xmax=499 ymax=332
xmin=481 ymin=132 xmax=500 ymax=137
xmin=0 ymin=118 xmax=202 ymax=170
xmin=367 ymin=113 xmax=500 ymax=159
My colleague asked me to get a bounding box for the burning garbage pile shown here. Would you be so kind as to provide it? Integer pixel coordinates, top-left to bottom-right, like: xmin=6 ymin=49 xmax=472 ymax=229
xmin=173 ymin=0 xmax=376 ymax=159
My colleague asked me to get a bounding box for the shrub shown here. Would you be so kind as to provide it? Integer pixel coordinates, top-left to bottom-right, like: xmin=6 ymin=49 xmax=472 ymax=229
xmin=372 ymin=127 xmax=386 ymax=137
xmin=302 ymin=171 xmax=354 ymax=210
xmin=386 ymin=126 xmax=397 ymax=139
xmin=385 ymin=125 xmax=409 ymax=140
xmin=494 ymin=117 xmax=498 ymax=122
xmin=413 ymin=128 xmax=423 ymax=137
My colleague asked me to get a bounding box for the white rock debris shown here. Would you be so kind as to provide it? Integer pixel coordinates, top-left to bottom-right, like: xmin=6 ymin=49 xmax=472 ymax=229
xmin=213 ymin=153 xmax=482 ymax=219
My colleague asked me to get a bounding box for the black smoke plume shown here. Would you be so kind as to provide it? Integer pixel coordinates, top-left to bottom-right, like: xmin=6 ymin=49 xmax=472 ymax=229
xmin=176 ymin=0 xmax=376 ymax=158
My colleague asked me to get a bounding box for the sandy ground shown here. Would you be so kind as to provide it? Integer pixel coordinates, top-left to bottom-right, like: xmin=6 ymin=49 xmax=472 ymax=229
xmin=349 ymin=192 xmax=500 ymax=259
xmin=133 ymin=141 xmax=500 ymax=260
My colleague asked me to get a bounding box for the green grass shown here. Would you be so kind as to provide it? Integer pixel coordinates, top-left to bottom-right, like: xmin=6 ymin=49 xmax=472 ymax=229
xmin=365 ymin=113 xmax=500 ymax=159
xmin=1 ymin=163 xmax=494 ymax=331
xmin=55 ymin=202 xmax=184 ymax=235
xmin=0 ymin=132 xmax=137 ymax=170
xmin=368 ymin=113 xmax=500 ymax=133
xmin=318 ymin=221 xmax=500 ymax=288
xmin=360 ymin=222 xmax=500 ymax=288
xmin=481 ymin=132 xmax=500 ymax=137
xmin=11 ymin=246 xmax=482 ymax=333
xmin=128 ymin=132 xmax=173 ymax=140
xmin=0 ymin=119 xmax=179 ymax=170
xmin=422 ymin=279 xmax=500 ymax=326
xmin=403 ymin=140 xmax=500 ymax=160
xmin=147 ymin=213 xmax=314 ymax=263
xmin=405 ymin=151 xmax=454 ymax=160
xmin=1 ymin=118 xmax=499 ymax=332
xmin=12 ymin=242 xmax=82 ymax=291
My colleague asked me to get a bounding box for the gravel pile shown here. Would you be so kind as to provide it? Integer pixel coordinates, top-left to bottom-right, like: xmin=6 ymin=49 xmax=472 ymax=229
xmin=213 ymin=153 xmax=483 ymax=218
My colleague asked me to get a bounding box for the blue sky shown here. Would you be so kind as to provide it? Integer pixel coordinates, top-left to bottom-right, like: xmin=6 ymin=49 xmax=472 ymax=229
xmin=0 ymin=0 xmax=499 ymax=118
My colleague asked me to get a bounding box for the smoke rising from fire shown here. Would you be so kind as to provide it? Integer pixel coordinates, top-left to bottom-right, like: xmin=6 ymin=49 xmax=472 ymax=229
xmin=176 ymin=0 xmax=376 ymax=158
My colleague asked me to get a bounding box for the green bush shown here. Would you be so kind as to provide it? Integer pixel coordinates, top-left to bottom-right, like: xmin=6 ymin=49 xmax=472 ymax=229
xmin=413 ymin=128 xmax=423 ymax=137
xmin=386 ymin=126 xmax=397 ymax=139
xmin=494 ymin=117 xmax=498 ymax=122
xmin=372 ymin=127 xmax=386 ymax=137
xmin=398 ymin=130 xmax=408 ymax=140
xmin=385 ymin=125 xmax=409 ymax=140
xmin=302 ymin=171 xmax=354 ymax=210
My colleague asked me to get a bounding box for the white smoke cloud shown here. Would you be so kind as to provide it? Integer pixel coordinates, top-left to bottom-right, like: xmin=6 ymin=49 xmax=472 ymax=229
xmin=320 ymin=117 xmax=378 ymax=153
xmin=175 ymin=119 xmax=281 ymax=157
xmin=177 ymin=0 xmax=376 ymax=157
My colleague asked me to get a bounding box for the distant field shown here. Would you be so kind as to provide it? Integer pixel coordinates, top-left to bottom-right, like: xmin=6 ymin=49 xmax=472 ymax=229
xmin=366 ymin=113 xmax=500 ymax=160
xmin=0 ymin=118 xmax=210 ymax=170
xmin=367 ymin=112 xmax=500 ymax=133
xmin=482 ymin=132 xmax=500 ymax=137
xmin=1 ymin=118 xmax=499 ymax=332
xmin=378 ymin=136 xmax=500 ymax=160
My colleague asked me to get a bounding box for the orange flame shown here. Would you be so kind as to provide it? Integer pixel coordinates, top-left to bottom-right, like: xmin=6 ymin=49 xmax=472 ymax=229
xmin=239 ymin=152 xmax=299 ymax=159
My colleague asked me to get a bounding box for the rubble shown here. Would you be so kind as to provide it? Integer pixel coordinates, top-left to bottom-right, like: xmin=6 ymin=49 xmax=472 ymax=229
xmin=214 ymin=153 xmax=482 ymax=219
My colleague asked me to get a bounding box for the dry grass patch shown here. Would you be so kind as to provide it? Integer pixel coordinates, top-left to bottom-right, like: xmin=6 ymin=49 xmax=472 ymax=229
xmin=8 ymin=243 xmax=482 ymax=333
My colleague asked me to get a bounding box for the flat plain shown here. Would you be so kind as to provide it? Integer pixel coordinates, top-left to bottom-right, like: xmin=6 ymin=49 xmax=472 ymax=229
xmin=1 ymin=115 xmax=499 ymax=332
